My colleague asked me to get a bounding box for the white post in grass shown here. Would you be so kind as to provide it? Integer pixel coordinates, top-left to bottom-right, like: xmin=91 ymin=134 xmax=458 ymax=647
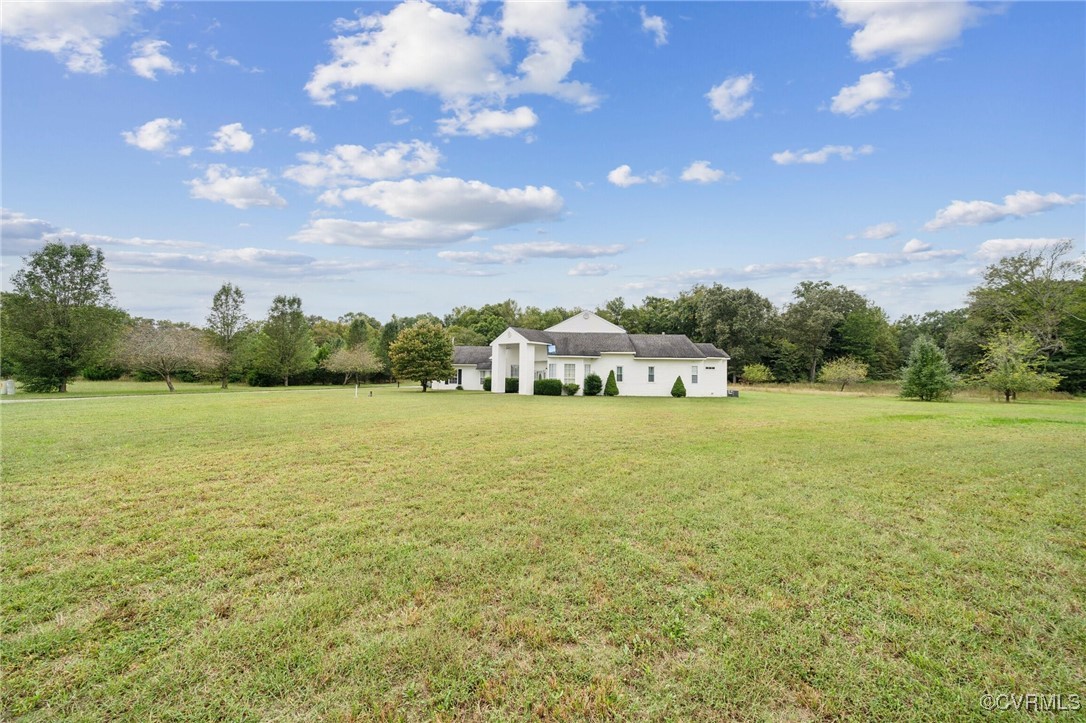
xmin=355 ymin=384 xmax=359 ymax=398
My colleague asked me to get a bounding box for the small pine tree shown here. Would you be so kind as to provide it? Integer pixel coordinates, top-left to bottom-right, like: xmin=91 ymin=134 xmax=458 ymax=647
xmin=604 ymin=369 xmax=619 ymax=396
xmin=583 ymin=373 xmax=603 ymax=396
xmin=671 ymin=376 xmax=687 ymax=397
xmin=900 ymin=335 xmax=956 ymax=401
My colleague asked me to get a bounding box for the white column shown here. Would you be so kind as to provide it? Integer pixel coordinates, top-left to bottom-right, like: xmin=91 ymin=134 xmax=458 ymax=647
xmin=518 ymin=342 xmax=533 ymax=395
xmin=492 ymin=344 xmax=506 ymax=393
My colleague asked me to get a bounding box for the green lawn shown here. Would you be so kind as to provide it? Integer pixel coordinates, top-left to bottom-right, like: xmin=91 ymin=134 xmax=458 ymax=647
xmin=2 ymin=389 xmax=1084 ymax=720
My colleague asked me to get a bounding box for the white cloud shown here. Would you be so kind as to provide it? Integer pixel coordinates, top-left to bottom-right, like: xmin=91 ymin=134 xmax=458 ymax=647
xmin=209 ymin=123 xmax=254 ymax=153
xmin=772 ymin=144 xmax=874 ymax=165
xmin=437 ymin=106 xmax=539 ymax=138
xmin=0 ymin=1 xmax=136 ymax=74
xmin=293 ymin=176 xmax=563 ymax=249
xmin=569 ymin=262 xmax=618 ymax=276
xmin=305 ymin=0 xmax=598 ymax=128
xmin=128 ymin=38 xmax=182 ymax=80
xmin=389 ymin=109 xmax=411 ymax=126
xmin=975 ymin=237 xmax=1072 ymax=261
xmin=829 ymin=0 xmax=985 ymax=66
xmin=707 ymin=73 xmax=755 ymax=121
xmin=186 ymin=165 xmax=286 ymax=209
xmin=438 ymin=241 xmax=625 ymax=266
xmin=207 ymin=47 xmax=262 ymax=73
xmin=902 ymin=238 xmax=932 ymax=254
xmin=607 ymin=165 xmax=666 ymax=188
xmin=289 ymin=126 xmax=317 ymax=143
xmin=122 ymin=117 xmax=184 ymax=153
xmin=608 ymin=164 xmax=645 ymax=188
xmin=680 ymin=160 xmax=726 ymax=184
xmin=924 ymin=190 xmax=1084 ymax=231
xmin=1 ymin=208 xmax=206 ymax=257
xmin=639 ymin=7 xmax=667 ymax=46
xmin=849 ymin=221 xmax=900 ymax=240
xmin=284 ymin=141 xmax=442 ymax=188
xmin=830 ymin=70 xmax=909 ymax=117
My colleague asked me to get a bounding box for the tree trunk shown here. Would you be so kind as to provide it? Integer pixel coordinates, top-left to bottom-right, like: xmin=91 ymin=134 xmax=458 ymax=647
xmin=220 ymin=376 xmax=228 ymax=389
xmin=840 ymin=381 xmax=846 ymax=391
xmin=166 ymin=374 xmax=175 ymax=392
xmin=809 ymin=356 xmax=818 ymax=383
xmin=1004 ymin=389 xmax=1012 ymax=402
xmin=60 ymin=380 xmax=67 ymax=392
xmin=284 ymin=376 xmax=290 ymax=387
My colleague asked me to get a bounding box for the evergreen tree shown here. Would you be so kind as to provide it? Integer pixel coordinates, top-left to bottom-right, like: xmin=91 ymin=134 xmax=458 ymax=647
xmin=900 ymin=335 xmax=956 ymax=401
xmin=670 ymin=376 xmax=687 ymax=397
xmin=604 ymin=369 xmax=619 ymax=396
xmin=255 ymin=296 xmax=315 ymax=386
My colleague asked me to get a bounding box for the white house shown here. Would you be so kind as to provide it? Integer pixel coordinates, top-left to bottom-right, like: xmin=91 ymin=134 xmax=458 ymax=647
xmin=434 ymin=311 xmax=729 ymax=397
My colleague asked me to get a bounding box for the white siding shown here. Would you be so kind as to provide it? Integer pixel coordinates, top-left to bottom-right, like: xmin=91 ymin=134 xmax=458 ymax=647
xmin=432 ymin=365 xmax=487 ymax=391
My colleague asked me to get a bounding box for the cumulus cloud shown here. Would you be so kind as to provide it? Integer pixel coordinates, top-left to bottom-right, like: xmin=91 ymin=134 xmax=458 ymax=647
xmin=209 ymin=123 xmax=254 ymax=153
xmin=830 ymin=70 xmax=909 ymax=116
xmin=568 ymin=262 xmax=618 ymax=276
xmin=902 ymin=238 xmax=932 ymax=254
xmin=974 ymin=237 xmax=1072 ymax=261
xmin=707 ymin=73 xmax=755 ymax=121
xmin=122 ymin=117 xmax=185 ymax=153
xmin=829 ymin=0 xmax=985 ymax=66
xmin=186 ymin=165 xmax=286 ymax=209
xmin=640 ymin=6 xmax=667 ymax=46
xmin=0 ymin=0 xmax=136 ymax=74
xmin=284 ymin=141 xmax=442 ymax=188
xmin=289 ymin=126 xmax=317 ymax=143
xmin=128 ymin=38 xmax=182 ymax=80
xmin=437 ymin=106 xmax=539 ymax=138
xmin=848 ymin=221 xmax=900 ymax=240
xmin=680 ymin=160 xmax=729 ymax=184
xmin=607 ymin=165 xmax=665 ymax=188
xmin=293 ymin=176 xmax=563 ymax=249
xmin=771 ymin=144 xmax=874 ymax=165
xmin=1 ymin=208 xmax=206 ymax=257
xmin=924 ymin=190 xmax=1084 ymax=231
xmin=305 ymin=0 xmax=598 ymax=136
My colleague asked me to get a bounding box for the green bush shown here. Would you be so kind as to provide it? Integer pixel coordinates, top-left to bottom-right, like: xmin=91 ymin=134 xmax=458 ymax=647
xmin=741 ymin=363 xmax=774 ymax=384
xmin=583 ymin=373 xmax=602 ymax=396
xmin=563 ymin=383 xmax=580 ymax=396
xmin=482 ymin=376 xmax=492 ymax=391
xmin=455 ymin=385 xmax=463 ymax=391
xmin=900 ymin=335 xmax=956 ymax=401
xmin=505 ymin=377 xmax=519 ymax=394
xmin=81 ymin=363 xmax=125 ymax=381
xmin=671 ymin=376 xmax=687 ymax=397
xmin=534 ymin=378 xmax=562 ymax=395
xmin=604 ymin=370 xmax=619 ymax=396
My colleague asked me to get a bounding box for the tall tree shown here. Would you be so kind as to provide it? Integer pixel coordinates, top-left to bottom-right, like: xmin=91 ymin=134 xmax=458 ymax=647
xmin=694 ymin=285 xmax=778 ymax=377
xmin=205 ymin=282 xmax=248 ymax=388
xmin=0 ymin=241 xmax=124 ymax=392
xmin=967 ymin=239 xmax=1084 ymax=359
xmin=255 ymin=296 xmax=315 ymax=386
xmin=388 ymin=320 xmax=453 ymax=391
xmin=782 ymin=281 xmax=866 ymax=382
xmin=118 ymin=321 xmax=222 ymax=392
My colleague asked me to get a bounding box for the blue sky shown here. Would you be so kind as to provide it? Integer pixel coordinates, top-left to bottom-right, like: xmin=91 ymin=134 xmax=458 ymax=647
xmin=2 ymin=0 xmax=1083 ymax=324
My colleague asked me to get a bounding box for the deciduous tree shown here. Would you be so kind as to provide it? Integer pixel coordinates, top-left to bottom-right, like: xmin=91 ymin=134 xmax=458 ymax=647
xmin=118 ymin=321 xmax=222 ymax=392
xmin=979 ymin=332 xmax=1061 ymax=402
xmin=205 ymin=282 xmax=248 ymax=388
xmin=818 ymin=356 xmax=868 ymax=391
xmin=0 ymin=242 xmax=124 ymax=392
xmin=322 ymin=345 xmax=383 ymax=385
xmin=388 ymin=320 xmax=453 ymax=391
xmin=255 ymin=295 xmax=315 ymax=386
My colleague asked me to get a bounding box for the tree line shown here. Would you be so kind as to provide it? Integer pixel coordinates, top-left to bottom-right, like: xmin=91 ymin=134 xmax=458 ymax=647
xmin=1 ymin=239 xmax=1082 ymax=399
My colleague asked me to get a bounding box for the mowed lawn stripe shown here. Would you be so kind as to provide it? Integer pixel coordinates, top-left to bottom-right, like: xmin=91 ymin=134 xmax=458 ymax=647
xmin=3 ymin=389 xmax=1084 ymax=720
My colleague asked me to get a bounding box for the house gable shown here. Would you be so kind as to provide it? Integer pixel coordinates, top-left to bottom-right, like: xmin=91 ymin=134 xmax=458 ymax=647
xmin=544 ymin=311 xmax=626 ymax=334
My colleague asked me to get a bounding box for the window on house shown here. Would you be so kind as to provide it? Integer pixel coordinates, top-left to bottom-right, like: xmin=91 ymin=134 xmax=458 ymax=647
xmin=549 ymin=363 xmax=556 ymax=379
xmin=616 ymin=366 xmax=623 ymax=382
xmin=564 ymin=363 xmax=575 ymax=384
xmin=648 ymin=366 xmax=655 ymax=382
xmin=691 ymin=366 xmax=698 ymax=384
xmin=480 ymin=372 xmax=486 ymax=386
xmin=446 ymin=368 xmax=462 ymax=385
xmin=510 ymin=364 xmax=519 ymax=378
xmin=585 ymin=363 xmax=592 ymax=377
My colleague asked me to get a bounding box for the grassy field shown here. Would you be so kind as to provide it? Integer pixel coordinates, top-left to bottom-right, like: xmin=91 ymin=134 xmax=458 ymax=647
xmin=2 ymin=388 xmax=1084 ymax=720
xmin=0 ymin=379 xmax=392 ymax=400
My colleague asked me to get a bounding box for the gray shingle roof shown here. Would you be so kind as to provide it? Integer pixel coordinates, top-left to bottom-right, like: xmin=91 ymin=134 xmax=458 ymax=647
xmin=694 ymin=342 xmax=730 ymax=359
xmin=453 ymin=346 xmax=493 ymax=370
xmin=491 ymin=330 xmax=730 ymax=360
